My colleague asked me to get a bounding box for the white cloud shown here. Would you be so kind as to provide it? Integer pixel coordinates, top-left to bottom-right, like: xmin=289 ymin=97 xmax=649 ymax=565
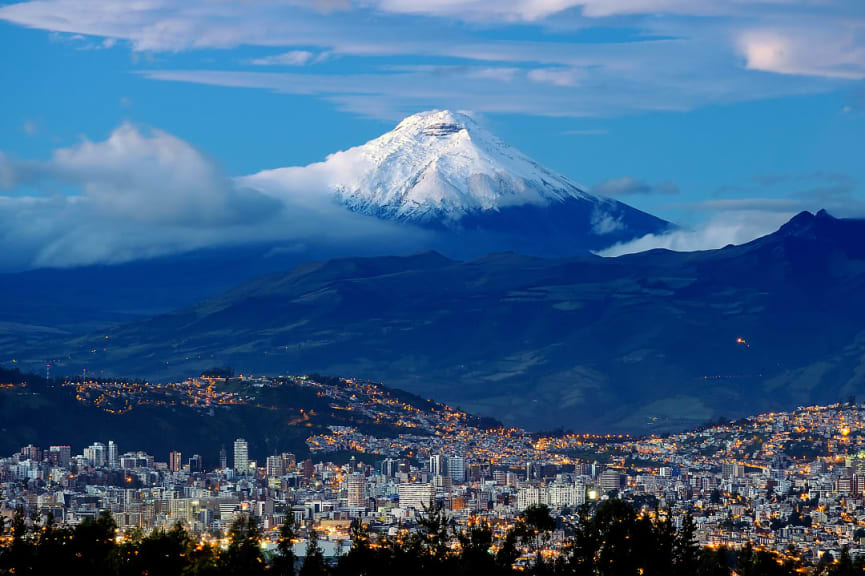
xmin=365 ymin=0 xmax=575 ymax=21
xmin=250 ymin=50 xmax=318 ymax=66
xmin=138 ymin=47 xmax=834 ymax=120
xmin=527 ymin=67 xmax=581 ymax=87
xmin=739 ymin=26 xmax=865 ymax=80
xmin=599 ymin=209 xmax=795 ymax=256
xmin=590 ymin=208 xmax=625 ymax=234
xmin=363 ymin=0 xmax=758 ymax=22
xmin=0 ymin=124 xmax=427 ymax=269
xmin=600 ymin=172 xmax=865 ymax=256
xmin=46 ymin=123 xmax=263 ymax=225
xmin=0 ymin=0 xmax=861 ymax=119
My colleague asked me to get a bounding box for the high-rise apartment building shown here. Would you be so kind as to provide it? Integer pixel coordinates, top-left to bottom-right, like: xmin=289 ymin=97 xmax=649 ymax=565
xmin=266 ymin=455 xmax=285 ymax=477
xmin=447 ymin=456 xmax=465 ymax=483
xmin=302 ymin=459 xmax=314 ymax=479
xmin=233 ymin=439 xmax=248 ymax=474
xmin=721 ymin=462 xmax=746 ymax=479
xmin=20 ymin=445 xmax=41 ymax=462
xmin=49 ymin=446 xmax=71 ymax=467
xmin=347 ymin=473 xmax=367 ymax=508
xmin=169 ymin=451 xmax=182 ymax=473
xmin=381 ymin=458 xmax=400 ymax=477
xmin=188 ymin=454 xmax=203 ymax=473
xmin=84 ymin=442 xmax=106 ymax=467
xmin=398 ymin=483 xmax=435 ymax=510
xmin=430 ymin=454 xmax=446 ymax=477
xmin=108 ymin=441 xmax=118 ymax=468
xmin=599 ymin=469 xmax=623 ymax=492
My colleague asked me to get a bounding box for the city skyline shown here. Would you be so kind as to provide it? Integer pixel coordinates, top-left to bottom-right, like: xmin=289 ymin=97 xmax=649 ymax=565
xmin=5 ymin=375 xmax=865 ymax=568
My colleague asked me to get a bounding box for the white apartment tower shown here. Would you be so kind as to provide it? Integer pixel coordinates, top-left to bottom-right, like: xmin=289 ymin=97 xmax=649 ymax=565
xmin=398 ymin=483 xmax=435 ymax=510
xmin=430 ymin=454 xmax=446 ymax=477
xmin=84 ymin=442 xmax=106 ymax=467
xmin=447 ymin=456 xmax=465 ymax=483
xmin=234 ymin=438 xmax=249 ymax=474
xmin=347 ymin=473 xmax=367 ymax=508
xmin=107 ymin=441 xmax=118 ymax=468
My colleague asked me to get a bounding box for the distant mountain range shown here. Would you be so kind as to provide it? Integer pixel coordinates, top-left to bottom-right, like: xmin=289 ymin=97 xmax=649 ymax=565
xmin=6 ymin=209 xmax=865 ymax=433
xmin=242 ymin=110 xmax=671 ymax=255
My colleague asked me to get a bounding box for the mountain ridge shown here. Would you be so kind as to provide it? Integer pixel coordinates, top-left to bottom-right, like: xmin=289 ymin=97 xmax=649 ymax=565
xmin=12 ymin=210 xmax=865 ymax=434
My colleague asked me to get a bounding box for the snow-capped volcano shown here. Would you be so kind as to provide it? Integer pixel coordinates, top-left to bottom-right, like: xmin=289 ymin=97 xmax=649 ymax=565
xmin=329 ymin=109 xmax=591 ymax=223
xmin=243 ymin=110 xmax=671 ymax=254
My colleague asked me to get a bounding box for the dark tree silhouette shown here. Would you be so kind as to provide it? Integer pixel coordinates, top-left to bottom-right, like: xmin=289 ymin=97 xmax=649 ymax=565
xmin=336 ymin=519 xmax=374 ymax=576
xmin=697 ymin=545 xmax=730 ymax=576
xmin=272 ymin=514 xmax=298 ymax=576
xmin=70 ymin=510 xmax=117 ymax=576
xmin=673 ymin=512 xmax=700 ymax=576
xmin=300 ymin=527 xmax=327 ymax=576
xmin=223 ymin=515 xmax=265 ymax=576
xmin=0 ymin=501 xmax=815 ymax=576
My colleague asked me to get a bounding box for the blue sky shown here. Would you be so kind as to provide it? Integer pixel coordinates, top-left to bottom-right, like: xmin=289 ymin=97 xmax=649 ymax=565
xmin=0 ymin=0 xmax=864 ymax=267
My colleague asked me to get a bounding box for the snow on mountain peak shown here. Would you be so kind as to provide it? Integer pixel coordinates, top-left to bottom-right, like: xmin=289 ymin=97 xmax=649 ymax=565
xmin=243 ymin=109 xmax=592 ymax=224
xmin=398 ymin=109 xmax=470 ymax=136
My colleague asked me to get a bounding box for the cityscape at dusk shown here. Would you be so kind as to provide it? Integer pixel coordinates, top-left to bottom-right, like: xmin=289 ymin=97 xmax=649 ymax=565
xmin=7 ymin=373 xmax=865 ymax=572
xmin=2 ymin=0 xmax=865 ymax=574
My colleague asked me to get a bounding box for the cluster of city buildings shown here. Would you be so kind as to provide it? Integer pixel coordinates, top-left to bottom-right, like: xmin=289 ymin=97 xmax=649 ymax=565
xmin=4 ymin=374 xmax=865 ymax=564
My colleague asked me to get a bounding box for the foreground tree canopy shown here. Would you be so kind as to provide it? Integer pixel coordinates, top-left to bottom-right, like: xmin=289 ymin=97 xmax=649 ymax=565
xmin=0 ymin=500 xmax=861 ymax=575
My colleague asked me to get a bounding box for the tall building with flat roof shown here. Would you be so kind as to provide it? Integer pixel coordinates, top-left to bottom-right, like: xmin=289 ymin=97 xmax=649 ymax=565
xmin=448 ymin=456 xmax=465 ymax=483
xmin=266 ymin=455 xmax=285 ymax=477
xmin=49 ymin=446 xmax=71 ymax=467
xmin=430 ymin=455 xmax=446 ymax=476
xmin=169 ymin=451 xmax=182 ymax=473
xmin=347 ymin=473 xmax=367 ymax=508
xmin=108 ymin=441 xmax=118 ymax=468
xmin=233 ymin=438 xmax=248 ymax=474
xmin=20 ymin=445 xmax=41 ymax=462
xmin=599 ymin=469 xmax=622 ymax=492
xmin=398 ymin=483 xmax=434 ymax=510
xmin=84 ymin=442 xmax=106 ymax=467
xmin=188 ymin=454 xmax=202 ymax=473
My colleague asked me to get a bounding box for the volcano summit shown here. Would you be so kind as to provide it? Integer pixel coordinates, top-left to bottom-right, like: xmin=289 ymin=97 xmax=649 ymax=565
xmin=243 ymin=110 xmax=671 ymax=255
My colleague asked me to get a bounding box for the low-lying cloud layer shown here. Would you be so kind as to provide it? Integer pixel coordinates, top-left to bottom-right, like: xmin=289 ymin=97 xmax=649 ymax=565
xmin=599 ymin=172 xmax=864 ymax=256
xmin=0 ymin=124 xmax=426 ymax=270
xmin=599 ymin=210 xmax=796 ymax=256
